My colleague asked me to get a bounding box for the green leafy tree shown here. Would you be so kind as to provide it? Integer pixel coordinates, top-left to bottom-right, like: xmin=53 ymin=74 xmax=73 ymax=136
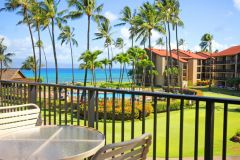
xmin=36 ymin=40 xmax=48 ymax=83
xmin=67 ymin=0 xmax=105 ymax=87
xmin=137 ymin=59 xmax=154 ymax=89
xmin=200 ymin=33 xmax=214 ymax=90
xmin=58 ymin=26 xmax=78 ymax=84
xmin=100 ymin=58 xmax=110 ymax=82
xmin=94 ymin=19 xmax=114 ymax=82
xmin=0 ymin=38 xmax=15 ymax=80
xmin=1 ymin=0 xmax=37 ymax=81
xmin=115 ymin=6 xmax=136 ymax=47
xmin=21 ymin=56 xmax=38 ymax=78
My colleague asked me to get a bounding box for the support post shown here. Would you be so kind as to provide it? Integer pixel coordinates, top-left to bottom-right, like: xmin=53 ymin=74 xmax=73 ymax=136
xmin=204 ymin=101 xmax=215 ymax=160
xmin=88 ymin=90 xmax=95 ymax=128
xmin=28 ymin=84 xmax=36 ymax=103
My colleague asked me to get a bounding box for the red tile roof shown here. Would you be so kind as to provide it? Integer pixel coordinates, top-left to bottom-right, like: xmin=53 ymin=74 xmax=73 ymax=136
xmin=196 ymin=52 xmax=211 ymax=58
xmin=211 ymin=45 xmax=240 ymax=57
xmin=172 ymin=49 xmax=207 ymax=59
xmin=147 ymin=48 xmax=187 ymax=63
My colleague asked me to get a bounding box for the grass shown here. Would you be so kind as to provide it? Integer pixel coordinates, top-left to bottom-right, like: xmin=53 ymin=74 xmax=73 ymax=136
xmin=42 ymin=87 xmax=240 ymax=158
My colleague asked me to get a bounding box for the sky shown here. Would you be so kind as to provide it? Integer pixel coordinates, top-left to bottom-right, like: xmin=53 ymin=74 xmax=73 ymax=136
xmin=0 ymin=0 xmax=240 ymax=68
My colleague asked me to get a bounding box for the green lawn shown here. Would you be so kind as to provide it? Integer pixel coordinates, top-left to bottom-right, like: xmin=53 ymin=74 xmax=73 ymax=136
xmin=42 ymin=87 xmax=240 ymax=158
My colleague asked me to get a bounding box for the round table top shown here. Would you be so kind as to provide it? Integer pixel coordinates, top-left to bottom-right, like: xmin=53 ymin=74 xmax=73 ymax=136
xmin=0 ymin=126 xmax=105 ymax=160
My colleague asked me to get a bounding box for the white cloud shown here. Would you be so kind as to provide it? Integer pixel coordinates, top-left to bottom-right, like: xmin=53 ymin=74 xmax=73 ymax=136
xmin=226 ymin=11 xmax=234 ymax=17
xmin=234 ymin=0 xmax=240 ymax=10
xmin=104 ymin=11 xmax=118 ymax=21
xmin=120 ymin=27 xmax=130 ymax=40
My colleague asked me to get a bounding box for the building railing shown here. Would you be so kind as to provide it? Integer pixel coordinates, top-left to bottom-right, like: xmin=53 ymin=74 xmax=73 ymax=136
xmin=212 ymin=69 xmax=235 ymax=72
xmin=0 ymin=80 xmax=240 ymax=160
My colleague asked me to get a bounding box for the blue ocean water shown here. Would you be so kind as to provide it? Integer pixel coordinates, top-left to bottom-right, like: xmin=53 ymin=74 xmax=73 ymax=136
xmin=21 ymin=68 xmax=131 ymax=84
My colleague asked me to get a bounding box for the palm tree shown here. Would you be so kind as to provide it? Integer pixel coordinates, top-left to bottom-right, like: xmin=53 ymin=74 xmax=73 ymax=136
xmin=79 ymin=50 xmax=102 ymax=86
xmin=134 ymin=2 xmax=165 ymax=92
xmin=137 ymin=59 xmax=154 ymax=89
xmin=100 ymin=58 xmax=110 ymax=82
xmin=42 ymin=0 xmax=66 ymax=84
xmin=179 ymin=38 xmax=185 ymax=49
xmin=115 ymin=38 xmax=125 ymax=52
xmin=94 ymin=19 xmax=114 ymax=82
xmin=115 ymin=6 xmax=136 ymax=47
xmin=1 ymin=0 xmax=37 ymax=82
xmin=113 ymin=53 xmax=124 ymax=85
xmin=67 ymin=0 xmax=105 ymax=87
xmin=36 ymin=40 xmax=48 ymax=83
xmin=0 ymin=38 xmax=15 ymax=80
xmin=21 ymin=56 xmax=38 ymax=77
xmin=172 ymin=0 xmax=184 ymax=93
xmin=200 ymin=33 xmax=214 ymax=90
xmin=127 ymin=47 xmax=147 ymax=90
xmin=58 ymin=26 xmax=78 ymax=85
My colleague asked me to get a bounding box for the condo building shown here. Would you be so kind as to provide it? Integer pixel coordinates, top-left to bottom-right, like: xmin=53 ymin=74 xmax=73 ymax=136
xmin=146 ymin=45 xmax=240 ymax=88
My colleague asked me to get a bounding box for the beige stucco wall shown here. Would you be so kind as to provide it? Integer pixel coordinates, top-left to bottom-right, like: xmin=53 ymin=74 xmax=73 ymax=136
xmin=188 ymin=59 xmax=198 ymax=85
xmin=155 ymin=56 xmax=166 ymax=86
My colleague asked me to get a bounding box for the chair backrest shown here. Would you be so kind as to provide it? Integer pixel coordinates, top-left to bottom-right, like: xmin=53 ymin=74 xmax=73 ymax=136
xmin=0 ymin=104 xmax=41 ymax=135
xmin=92 ymin=133 xmax=152 ymax=160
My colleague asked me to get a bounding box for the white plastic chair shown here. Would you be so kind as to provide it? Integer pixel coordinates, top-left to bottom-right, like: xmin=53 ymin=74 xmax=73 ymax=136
xmin=0 ymin=104 xmax=41 ymax=135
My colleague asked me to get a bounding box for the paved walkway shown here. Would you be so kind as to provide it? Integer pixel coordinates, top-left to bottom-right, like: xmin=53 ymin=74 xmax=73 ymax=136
xmin=147 ymin=156 xmax=240 ymax=160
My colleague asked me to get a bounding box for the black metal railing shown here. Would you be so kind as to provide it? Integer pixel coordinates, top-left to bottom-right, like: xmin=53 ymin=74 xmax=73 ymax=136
xmin=0 ymin=80 xmax=240 ymax=160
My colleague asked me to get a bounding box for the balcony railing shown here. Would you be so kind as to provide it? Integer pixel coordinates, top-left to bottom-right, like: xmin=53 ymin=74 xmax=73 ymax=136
xmin=0 ymin=80 xmax=240 ymax=160
xmin=213 ymin=69 xmax=235 ymax=72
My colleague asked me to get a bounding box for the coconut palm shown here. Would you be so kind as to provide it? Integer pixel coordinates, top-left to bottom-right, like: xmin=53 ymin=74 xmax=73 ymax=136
xmin=127 ymin=47 xmax=147 ymax=90
xmin=42 ymin=0 xmax=66 ymax=84
xmin=137 ymin=59 xmax=154 ymax=89
xmin=36 ymin=40 xmax=48 ymax=83
xmin=200 ymin=33 xmax=214 ymax=90
xmin=67 ymin=0 xmax=105 ymax=87
xmin=113 ymin=53 xmax=124 ymax=85
xmin=1 ymin=0 xmax=38 ymax=81
xmin=0 ymin=38 xmax=15 ymax=80
xmin=21 ymin=56 xmax=38 ymax=77
xmin=94 ymin=19 xmax=114 ymax=82
xmin=115 ymin=6 xmax=136 ymax=47
xmin=133 ymin=2 xmax=165 ymax=92
xmin=115 ymin=38 xmax=125 ymax=52
xmin=58 ymin=26 xmax=78 ymax=85
xmin=100 ymin=58 xmax=110 ymax=82
xmin=179 ymin=38 xmax=185 ymax=49
xmin=79 ymin=50 xmax=102 ymax=86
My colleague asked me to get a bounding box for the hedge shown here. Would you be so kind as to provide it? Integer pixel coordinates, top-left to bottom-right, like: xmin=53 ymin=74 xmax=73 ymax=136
xmin=156 ymin=100 xmax=192 ymax=113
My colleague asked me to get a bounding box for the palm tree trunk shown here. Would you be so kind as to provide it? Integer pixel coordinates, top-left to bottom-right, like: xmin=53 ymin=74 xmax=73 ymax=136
xmin=175 ymin=25 xmax=183 ymax=94
xmin=148 ymin=30 xmax=154 ymax=92
xmin=51 ymin=18 xmax=58 ymax=84
xmin=0 ymin=61 xmax=2 ymax=80
xmin=121 ymin=63 xmax=125 ymax=84
xmin=42 ymin=47 xmax=48 ymax=83
xmin=104 ymin=65 xmax=108 ymax=82
xmin=25 ymin=10 xmax=37 ymax=82
xmin=167 ymin=22 xmax=173 ymax=87
xmin=107 ymin=46 xmax=112 ymax=82
xmin=70 ymin=41 xmax=75 ymax=85
xmin=119 ymin=63 xmax=122 ymax=85
xmin=209 ymin=42 xmax=213 ymax=91
xmin=132 ymin=61 xmax=135 ymax=90
xmin=164 ymin=24 xmax=170 ymax=91
xmin=37 ymin=26 xmax=42 ymax=82
xmin=143 ymin=68 xmax=146 ymax=90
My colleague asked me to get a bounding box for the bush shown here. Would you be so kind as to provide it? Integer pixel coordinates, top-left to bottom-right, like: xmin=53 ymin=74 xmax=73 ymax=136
xmin=79 ymin=100 xmax=153 ymax=121
xmin=156 ymin=100 xmax=192 ymax=113
xmin=163 ymin=87 xmax=203 ymax=96
xmin=197 ymin=80 xmax=209 ymax=86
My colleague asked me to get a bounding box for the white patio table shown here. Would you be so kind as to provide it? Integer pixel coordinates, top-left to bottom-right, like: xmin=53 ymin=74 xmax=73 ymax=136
xmin=0 ymin=126 xmax=105 ymax=160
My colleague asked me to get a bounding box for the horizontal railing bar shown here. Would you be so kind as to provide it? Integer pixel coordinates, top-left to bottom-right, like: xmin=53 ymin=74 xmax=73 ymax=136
xmin=1 ymin=80 xmax=240 ymax=104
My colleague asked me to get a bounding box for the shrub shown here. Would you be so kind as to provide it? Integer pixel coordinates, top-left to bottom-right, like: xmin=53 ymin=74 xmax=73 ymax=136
xmin=163 ymin=87 xmax=203 ymax=96
xmin=197 ymin=80 xmax=209 ymax=86
xmin=79 ymin=100 xmax=153 ymax=121
xmin=156 ymin=99 xmax=192 ymax=113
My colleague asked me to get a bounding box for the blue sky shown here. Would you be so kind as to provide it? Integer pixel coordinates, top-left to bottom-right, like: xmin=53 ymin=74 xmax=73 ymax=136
xmin=0 ymin=0 xmax=240 ymax=68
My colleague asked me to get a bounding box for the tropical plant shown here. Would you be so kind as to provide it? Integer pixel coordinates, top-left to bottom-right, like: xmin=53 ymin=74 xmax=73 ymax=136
xmin=21 ymin=56 xmax=38 ymax=77
xmin=1 ymin=0 xmax=37 ymax=81
xmin=79 ymin=50 xmax=102 ymax=86
xmin=127 ymin=47 xmax=147 ymax=90
xmin=115 ymin=6 xmax=136 ymax=47
xmin=0 ymin=38 xmax=15 ymax=80
xmin=200 ymin=33 xmax=214 ymax=90
xmin=114 ymin=53 xmax=130 ymax=86
xmin=94 ymin=19 xmax=114 ymax=82
xmin=42 ymin=0 xmax=66 ymax=84
xmin=100 ymin=58 xmax=110 ymax=82
xmin=115 ymin=37 xmax=125 ymax=52
xmin=133 ymin=2 xmax=165 ymax=92
xmin=58 ymin=26 xmax=78 ymax=84
xmin=179 ymin=38 xmax=185 ymax=49
xmin=137 ymin=59 xmax=154 ymax=89
xmin=67 ymin=0 xmax=105 ymax=87
xmin=36 ymin=40 xmax=48 ymax=83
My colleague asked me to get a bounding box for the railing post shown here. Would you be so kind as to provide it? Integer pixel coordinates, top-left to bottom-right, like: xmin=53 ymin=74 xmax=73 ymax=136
xmin=28 ymin=84 xmax=36 ymax=104
xmin=204 ymin=101 xmax=215 ymax=160
xmin=88 ymin=90 xmax=95 ymax=128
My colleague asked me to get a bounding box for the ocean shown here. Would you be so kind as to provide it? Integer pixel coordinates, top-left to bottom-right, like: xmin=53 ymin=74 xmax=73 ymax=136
xmin=21 ymin=68 xmax=131 ymax=84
